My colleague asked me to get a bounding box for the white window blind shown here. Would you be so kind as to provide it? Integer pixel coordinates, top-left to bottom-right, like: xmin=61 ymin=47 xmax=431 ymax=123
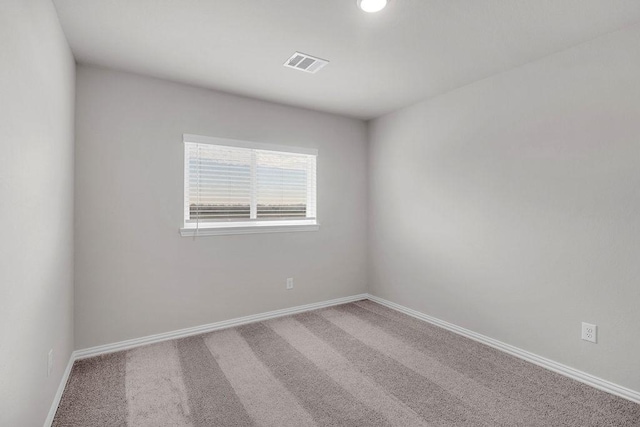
xmin=183 ymin=135 xmax=317 ymax=234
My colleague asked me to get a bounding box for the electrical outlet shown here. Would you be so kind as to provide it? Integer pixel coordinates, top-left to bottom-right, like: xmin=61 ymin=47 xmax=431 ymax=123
xmin=286 ymin=278 xmax=294 ymax=290
xmin=48 ymin=349 xmax=54 ymax=377
xmin=581 ymin=322 xmax=597 ymax=343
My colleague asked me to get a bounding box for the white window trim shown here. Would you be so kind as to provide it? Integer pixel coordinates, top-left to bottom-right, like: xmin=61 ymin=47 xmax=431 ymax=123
xmin=180 ymin=220 xmax=320 ymax=236
xmin=181 ymin=134 xmax=319 ymax=236
xmin=184 ymin=134 xmax=318 ymax=156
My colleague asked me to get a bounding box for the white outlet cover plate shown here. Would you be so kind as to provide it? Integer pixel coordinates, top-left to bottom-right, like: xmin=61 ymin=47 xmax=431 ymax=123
xmin=286 ymin=278 xmax=293 ymax=290
xmin=581 ymin=322 xmax=597 ymax=343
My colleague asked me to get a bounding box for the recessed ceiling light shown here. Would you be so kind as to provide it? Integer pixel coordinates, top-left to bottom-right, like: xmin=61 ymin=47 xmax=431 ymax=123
xmin=357 ymin=0 xmax=389 ymax=13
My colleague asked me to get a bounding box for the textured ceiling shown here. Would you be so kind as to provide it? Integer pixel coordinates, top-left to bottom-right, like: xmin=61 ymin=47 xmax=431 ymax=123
xmin=53 ymin=0 xmax=640 ymax=119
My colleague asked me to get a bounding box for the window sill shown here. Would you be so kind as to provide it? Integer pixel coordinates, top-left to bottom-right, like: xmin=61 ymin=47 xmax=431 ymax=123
xmin=180 ymin=221 xmax=320 ymax=237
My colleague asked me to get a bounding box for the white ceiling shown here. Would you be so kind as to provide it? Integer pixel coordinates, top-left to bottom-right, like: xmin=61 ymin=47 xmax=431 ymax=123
xmin=53 ymin=0 xmax=640 ymax=120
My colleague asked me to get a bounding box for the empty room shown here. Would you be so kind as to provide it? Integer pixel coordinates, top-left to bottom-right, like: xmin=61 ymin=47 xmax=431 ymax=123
xmin=2 ymin=0 xmax=640 ymax=425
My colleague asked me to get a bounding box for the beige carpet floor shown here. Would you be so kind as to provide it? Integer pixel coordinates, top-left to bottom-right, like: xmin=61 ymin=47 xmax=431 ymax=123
xmin=53 ymin=300 xmax=640 ymax=426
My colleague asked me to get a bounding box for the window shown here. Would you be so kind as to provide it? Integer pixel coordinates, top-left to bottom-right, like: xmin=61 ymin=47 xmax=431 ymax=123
xmin=181 ymin=134 xmax=318 ymax=236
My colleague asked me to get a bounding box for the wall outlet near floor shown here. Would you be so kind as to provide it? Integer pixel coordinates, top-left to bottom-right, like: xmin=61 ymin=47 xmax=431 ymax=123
xmin=48 ymin=349 xmax=54 ymax=377
xmin=581 ymin=322 xmax=597 ymax=343
xmin=286 ymin=278 xmax=294 ymax=290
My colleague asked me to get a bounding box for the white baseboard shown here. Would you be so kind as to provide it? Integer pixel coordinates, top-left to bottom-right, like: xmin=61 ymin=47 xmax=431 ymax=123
xmin=45 ymin=293 xmax=367 ymax=426
xmin=74 ymin=293 xmax=368 ymax=360
xmin=43 ymin=353 xmax=75 ymax=427
xmin=365 ymin=293 xmax=640 ymax=404
xmin=45 ymin=291 xmax=638 ymax=426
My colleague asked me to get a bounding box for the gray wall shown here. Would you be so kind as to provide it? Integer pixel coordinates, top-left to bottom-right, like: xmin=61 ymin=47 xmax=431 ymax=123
xmin=0 ymin=1 xmax=76 ymax=425
xmin=74 ymin=65 xmax=368 ymax=349
xmin=368 ymin=23 xmax=640 ymax=392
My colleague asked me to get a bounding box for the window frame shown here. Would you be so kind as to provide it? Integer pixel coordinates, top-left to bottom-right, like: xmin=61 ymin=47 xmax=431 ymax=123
xmin=180 ymin=134 xmax=319 ymax=236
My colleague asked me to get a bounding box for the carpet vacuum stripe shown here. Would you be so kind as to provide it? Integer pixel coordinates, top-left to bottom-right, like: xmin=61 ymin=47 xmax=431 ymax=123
xmin=52 ymin=302 xmax=640 ymax=426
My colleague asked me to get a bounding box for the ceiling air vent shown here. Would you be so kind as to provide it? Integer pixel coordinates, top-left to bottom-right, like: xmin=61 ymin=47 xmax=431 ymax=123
xmin=284 ymin=52 xmax=329 ymax=74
